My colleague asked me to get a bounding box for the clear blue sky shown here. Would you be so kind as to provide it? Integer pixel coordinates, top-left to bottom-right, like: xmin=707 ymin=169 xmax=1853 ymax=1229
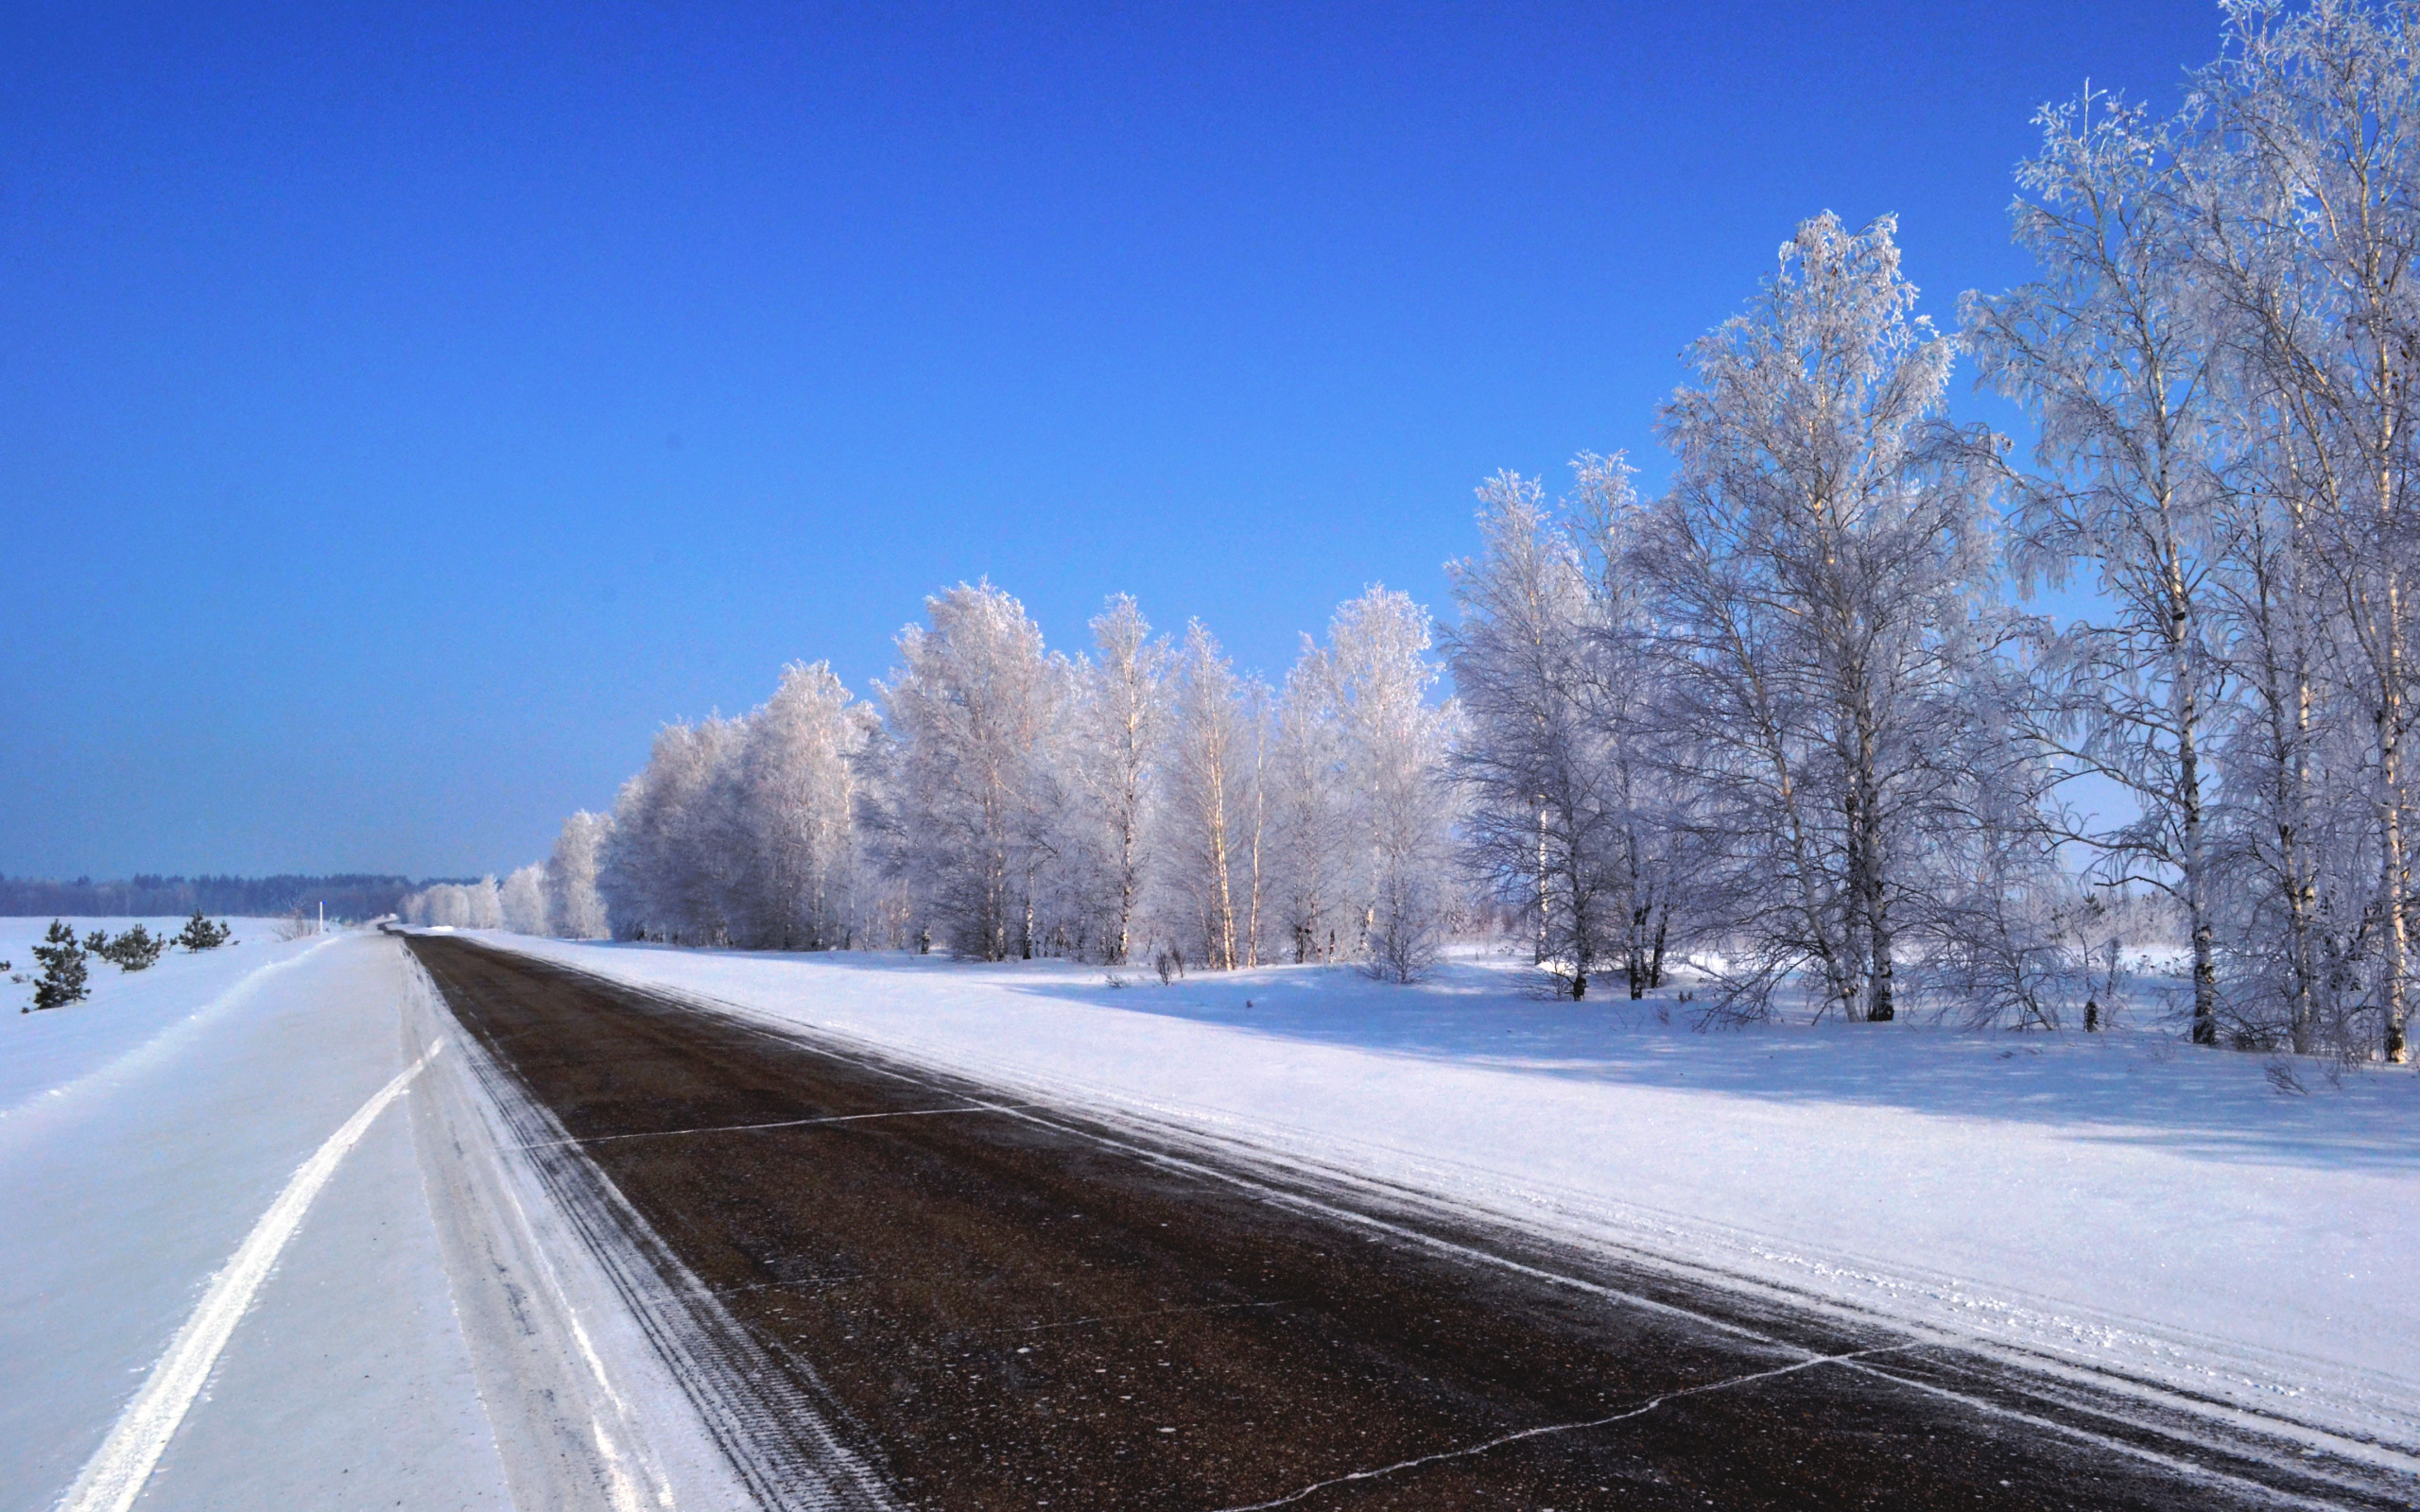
xmin=1 ymin=0 xmax=2221 ymax=880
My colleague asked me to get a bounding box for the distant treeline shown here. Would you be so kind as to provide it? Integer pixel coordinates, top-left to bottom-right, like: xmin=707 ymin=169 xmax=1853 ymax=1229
xmin=0 ymin=874 xmax=434 ymax=921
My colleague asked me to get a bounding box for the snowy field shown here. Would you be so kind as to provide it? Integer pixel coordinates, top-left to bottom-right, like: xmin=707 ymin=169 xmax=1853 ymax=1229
xmin=1 ymin=918 xmax=296 ymax=1109
xmin=480 ymin=933 xmax=2420 ymax=1469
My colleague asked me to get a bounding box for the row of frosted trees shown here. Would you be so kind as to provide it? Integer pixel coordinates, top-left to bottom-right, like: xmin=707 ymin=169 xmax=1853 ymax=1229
xmin=476 ymin=3 xmax=2420 ymax=1057
xmin=498 ymin=587 xmax=1460 ymax=980
xmin=1451 ymin=1 xmax=2420 ymax=1059
xmin=400 ymin=853 xmax=601 ymax=936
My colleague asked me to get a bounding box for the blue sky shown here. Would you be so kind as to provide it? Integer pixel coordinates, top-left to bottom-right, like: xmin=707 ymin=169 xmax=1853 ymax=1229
xmin=1 ymin=0 xmax=2221 ymax=879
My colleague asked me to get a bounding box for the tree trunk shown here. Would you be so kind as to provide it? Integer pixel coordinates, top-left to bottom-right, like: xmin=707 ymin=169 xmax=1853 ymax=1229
xmin=1867 ymin=900 xmax=1895 ymax=1022
xmin=2284 ymin=656 xmax=2317 ymax=1055
xmin=1854 ymin=697 xmax=1892 ymax=1022
xmin=1246 ymin=734 xmax=1267 ymax=969
xmin=2383 ymin=586 xmax=2410 ymax=1062
xmin=1207 ymin=770 xmax=1236 ymax=971
xmin=1115 ymin=807 xmax=1136 ymax=967
xmin=1843 ymin=776 xmax=1871 ymax=1020
xmin=1536 ymin=802 xmax=1551 ymax=971
xmin=2180 ymin=687 xmax=2217 ymax=1046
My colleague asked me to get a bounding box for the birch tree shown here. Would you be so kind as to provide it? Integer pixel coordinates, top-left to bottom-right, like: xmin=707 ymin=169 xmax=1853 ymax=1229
xmin=727 ymin=662 xmax=866 ymax=949
xmin=598 ymin=717 xmax=742 ymax=942
xmin=1158 ymin=622 xmax=1255 ymax=969
xmin=499 ymin=863 xmax=551 ymax=935
xmin=546 ymin=810 xmax=614 ymax=939
xmin=2188 ymin=0 xmax=2420 ymax=1061
xmin=1639 ymin=211 xmax=2002 ymax=1021
xmin=1074 ymin=596 xmax=1168 ymax=965
xmin=1266 ymin=651 xmax=1351 ymax=963
xmin=1314 ymin=588 xmax=1458 ymax=982
xmin=876 ymin=583 xmax=1075 ymax=961
xmin=1568 ymin=452 xmax=1692 ymax=996
xmin=1444 ymin=471 xmax=1632 ymax=996
xmin=1963 ymin=89 xmax=2235 ymax=1045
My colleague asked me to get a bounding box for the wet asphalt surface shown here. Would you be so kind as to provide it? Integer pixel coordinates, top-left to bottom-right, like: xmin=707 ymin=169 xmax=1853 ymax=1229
xmin=405 ymin=935 xmax=2374 ymax=1511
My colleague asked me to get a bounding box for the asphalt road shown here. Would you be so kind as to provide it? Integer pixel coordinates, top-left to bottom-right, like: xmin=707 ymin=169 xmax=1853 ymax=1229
xmin=404 ymin=935 xmax=2385 ymax=1511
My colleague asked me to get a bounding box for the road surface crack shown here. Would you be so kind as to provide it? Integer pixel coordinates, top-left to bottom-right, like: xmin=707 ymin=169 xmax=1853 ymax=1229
xmin=1205 ymin=1345 xmax=1914 ymax=1511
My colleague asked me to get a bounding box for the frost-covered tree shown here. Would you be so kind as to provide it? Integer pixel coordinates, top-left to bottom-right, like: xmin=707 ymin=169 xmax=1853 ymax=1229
xmin=1963 ymin=89 xmax=2235 ymax=1045
xmin=463 ymin=875 xmax=505 ymax=930
xmin=1264 ymin=649 xmax=1351 ymax=964
xmin=724 ymin=662 xmax=869 ymax=949
xmin=1301 ymin=588 xmax=1459 ymax=982
xmin=1638 ymin=211 xmax=2004 ymax=1022
xmin=1445 ymin=464 xmax=1682 ymax=998
xmin=1566 ymin=455 xmax=1698 ymax=996
xmin=875 ymin=583 xmax=1076 ymax=960
xmin=1157 ymin=622 xmax=1262 ymax=969
xmin=1447 ymin=472 xmax=1618 ymax=994
xmin=599 ymin=718 xmax=744 ymax=942
xmin=410 ymin=879 xmax=501 ymax=930
xmin=2183 ymin=0 xmax=2420 ymax=1062
xmin=499 ymin=863 xmax=551 ymax=936
xmin=546 ymin=810 xmax=613 ymax=939
xmin=1070 ymin=596 xmax=1168 ymax=965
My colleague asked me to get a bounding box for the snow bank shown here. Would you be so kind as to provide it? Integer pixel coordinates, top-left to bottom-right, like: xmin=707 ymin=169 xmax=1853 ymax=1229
xmin=480 ymin=935 xmax=2420 ymax=1461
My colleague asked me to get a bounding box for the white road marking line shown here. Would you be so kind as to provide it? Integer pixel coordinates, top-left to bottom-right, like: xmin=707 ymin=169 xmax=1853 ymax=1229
xmin=54 ymin=1040 xmax=442 ymax=1512
xmin=515 ymin=1102 xmax=1037 ymax=1150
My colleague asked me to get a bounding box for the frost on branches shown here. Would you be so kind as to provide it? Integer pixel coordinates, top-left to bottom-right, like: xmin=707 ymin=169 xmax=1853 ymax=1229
xmin=467 ymin=583 xmax=1461 ymax=981
xmin=460 ymin=2 xmax=2420 ymax=1055
xmin=1447 ymin=0 xmax=2420 ymax=1058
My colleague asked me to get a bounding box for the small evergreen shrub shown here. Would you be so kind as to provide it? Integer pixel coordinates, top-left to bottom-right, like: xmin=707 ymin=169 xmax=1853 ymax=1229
xmin=31 ymin=920 xmax=89 ymax=1009
xmin=96 ymin=924 xmax=167 ymax=971
xmin=175 ymin=911 xmax=235 ymax=952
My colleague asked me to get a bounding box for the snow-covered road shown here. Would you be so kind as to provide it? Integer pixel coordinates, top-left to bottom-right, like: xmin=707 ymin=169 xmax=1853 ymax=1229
xmin=0 ymin=930 xmax=510 ymax=1512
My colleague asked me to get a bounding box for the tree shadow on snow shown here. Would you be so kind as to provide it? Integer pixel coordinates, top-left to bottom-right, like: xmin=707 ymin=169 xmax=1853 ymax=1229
xmin=989 ymin=954 xmax=2420 ymax=1177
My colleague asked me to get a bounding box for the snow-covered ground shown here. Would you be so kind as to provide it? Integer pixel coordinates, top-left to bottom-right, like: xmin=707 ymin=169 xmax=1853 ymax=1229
xmin=482 ymin=934 xmax=2420 ymax=1470
xmin=0 ymin=925 xmax=514 ymax=1512
xmin=1 ymin=918 xmax=309 ymax=1110
xmin=1 ymin=923 xmax=759 ymax=1512
xmin=9 ymin=919 xmax=2412 ymax=1505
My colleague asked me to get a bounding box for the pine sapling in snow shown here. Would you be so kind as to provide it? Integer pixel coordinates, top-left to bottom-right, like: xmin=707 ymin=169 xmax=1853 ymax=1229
xmin=30 ymin=920 xmax=90 ymax=1010
xmin=95 ymin=924 xmax=166 ymax=971
xmin=175 ymin=910 xmax=234 ymax=952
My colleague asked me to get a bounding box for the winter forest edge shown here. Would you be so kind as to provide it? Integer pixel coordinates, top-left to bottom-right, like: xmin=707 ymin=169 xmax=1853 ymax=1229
xmin=407 ymin=2 xmax=2420 ymax=1065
